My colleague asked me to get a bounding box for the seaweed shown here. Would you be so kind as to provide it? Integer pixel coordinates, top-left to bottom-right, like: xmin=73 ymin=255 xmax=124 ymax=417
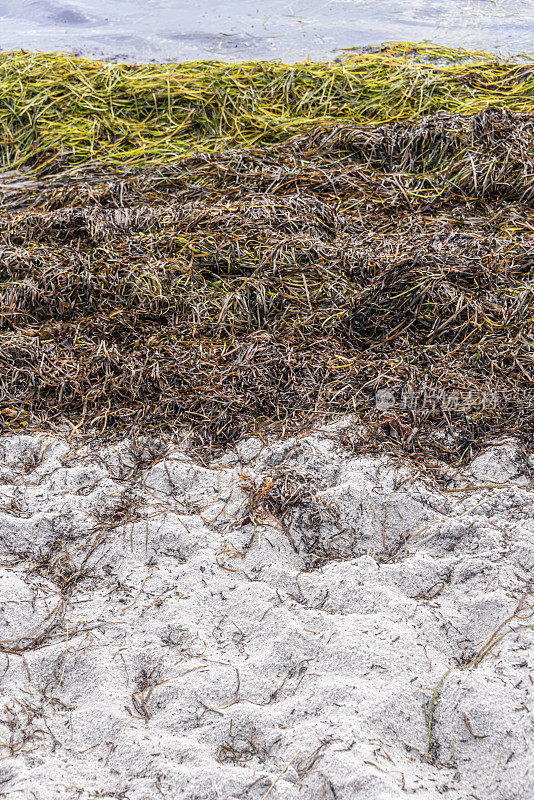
xmin=0 ymin=44 xmax=533 ymax=174
xmin=0 ymin=48 xmax=533 ymax=465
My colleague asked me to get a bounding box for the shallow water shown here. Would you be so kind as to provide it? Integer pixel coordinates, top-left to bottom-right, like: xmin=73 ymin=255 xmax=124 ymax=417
xmin=0 ymin=0 xmax=532 ymax=63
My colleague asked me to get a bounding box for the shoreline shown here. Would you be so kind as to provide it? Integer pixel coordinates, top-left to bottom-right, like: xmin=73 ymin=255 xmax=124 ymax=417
xmin=0 ymin=0 xmax=532 ymax=65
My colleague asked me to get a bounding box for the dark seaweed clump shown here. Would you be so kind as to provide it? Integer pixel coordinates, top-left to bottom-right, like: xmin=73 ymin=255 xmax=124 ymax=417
xmin=0 ymin=106 xmax=533 ymax=463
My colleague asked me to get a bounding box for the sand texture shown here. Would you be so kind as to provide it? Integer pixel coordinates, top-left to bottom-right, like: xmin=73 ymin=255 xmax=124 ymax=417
xmin=0 ymin=423 xmax=532 ymax=799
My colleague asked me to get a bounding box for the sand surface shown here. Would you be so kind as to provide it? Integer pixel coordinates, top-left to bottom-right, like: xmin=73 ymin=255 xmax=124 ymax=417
xmin=0 ymin=422 xmax=533 ymax=798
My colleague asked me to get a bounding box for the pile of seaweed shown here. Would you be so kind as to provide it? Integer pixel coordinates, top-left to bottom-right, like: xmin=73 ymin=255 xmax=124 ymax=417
xmin=1 ymin=43 xmax=534 ymax=173
xmin=0 ymin=47 xmax=533 ymax=464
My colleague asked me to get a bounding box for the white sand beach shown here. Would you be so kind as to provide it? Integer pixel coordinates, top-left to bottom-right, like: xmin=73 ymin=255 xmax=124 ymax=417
xmin=0 ymin=422 xmax=532 ymax=799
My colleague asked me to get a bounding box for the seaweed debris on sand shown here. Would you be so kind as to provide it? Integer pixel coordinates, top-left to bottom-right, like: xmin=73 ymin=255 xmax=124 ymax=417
xmin=1 ymin=93 xmax=534 ymax=464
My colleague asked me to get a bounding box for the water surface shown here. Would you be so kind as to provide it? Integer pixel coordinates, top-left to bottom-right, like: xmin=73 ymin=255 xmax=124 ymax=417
xmin=0 ymin=0 xmax=532 ymax=63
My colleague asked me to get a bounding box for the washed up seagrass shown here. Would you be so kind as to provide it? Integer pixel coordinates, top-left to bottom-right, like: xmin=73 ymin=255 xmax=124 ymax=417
xmin=1 ymin=43 xmax=534 ymax=174
xmin=0 ymin=100 xmax=533 ymax=463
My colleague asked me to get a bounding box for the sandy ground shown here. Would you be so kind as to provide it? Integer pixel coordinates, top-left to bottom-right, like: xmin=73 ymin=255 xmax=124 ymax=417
xmin=0 ymin=421 xmax=533 ymax=799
